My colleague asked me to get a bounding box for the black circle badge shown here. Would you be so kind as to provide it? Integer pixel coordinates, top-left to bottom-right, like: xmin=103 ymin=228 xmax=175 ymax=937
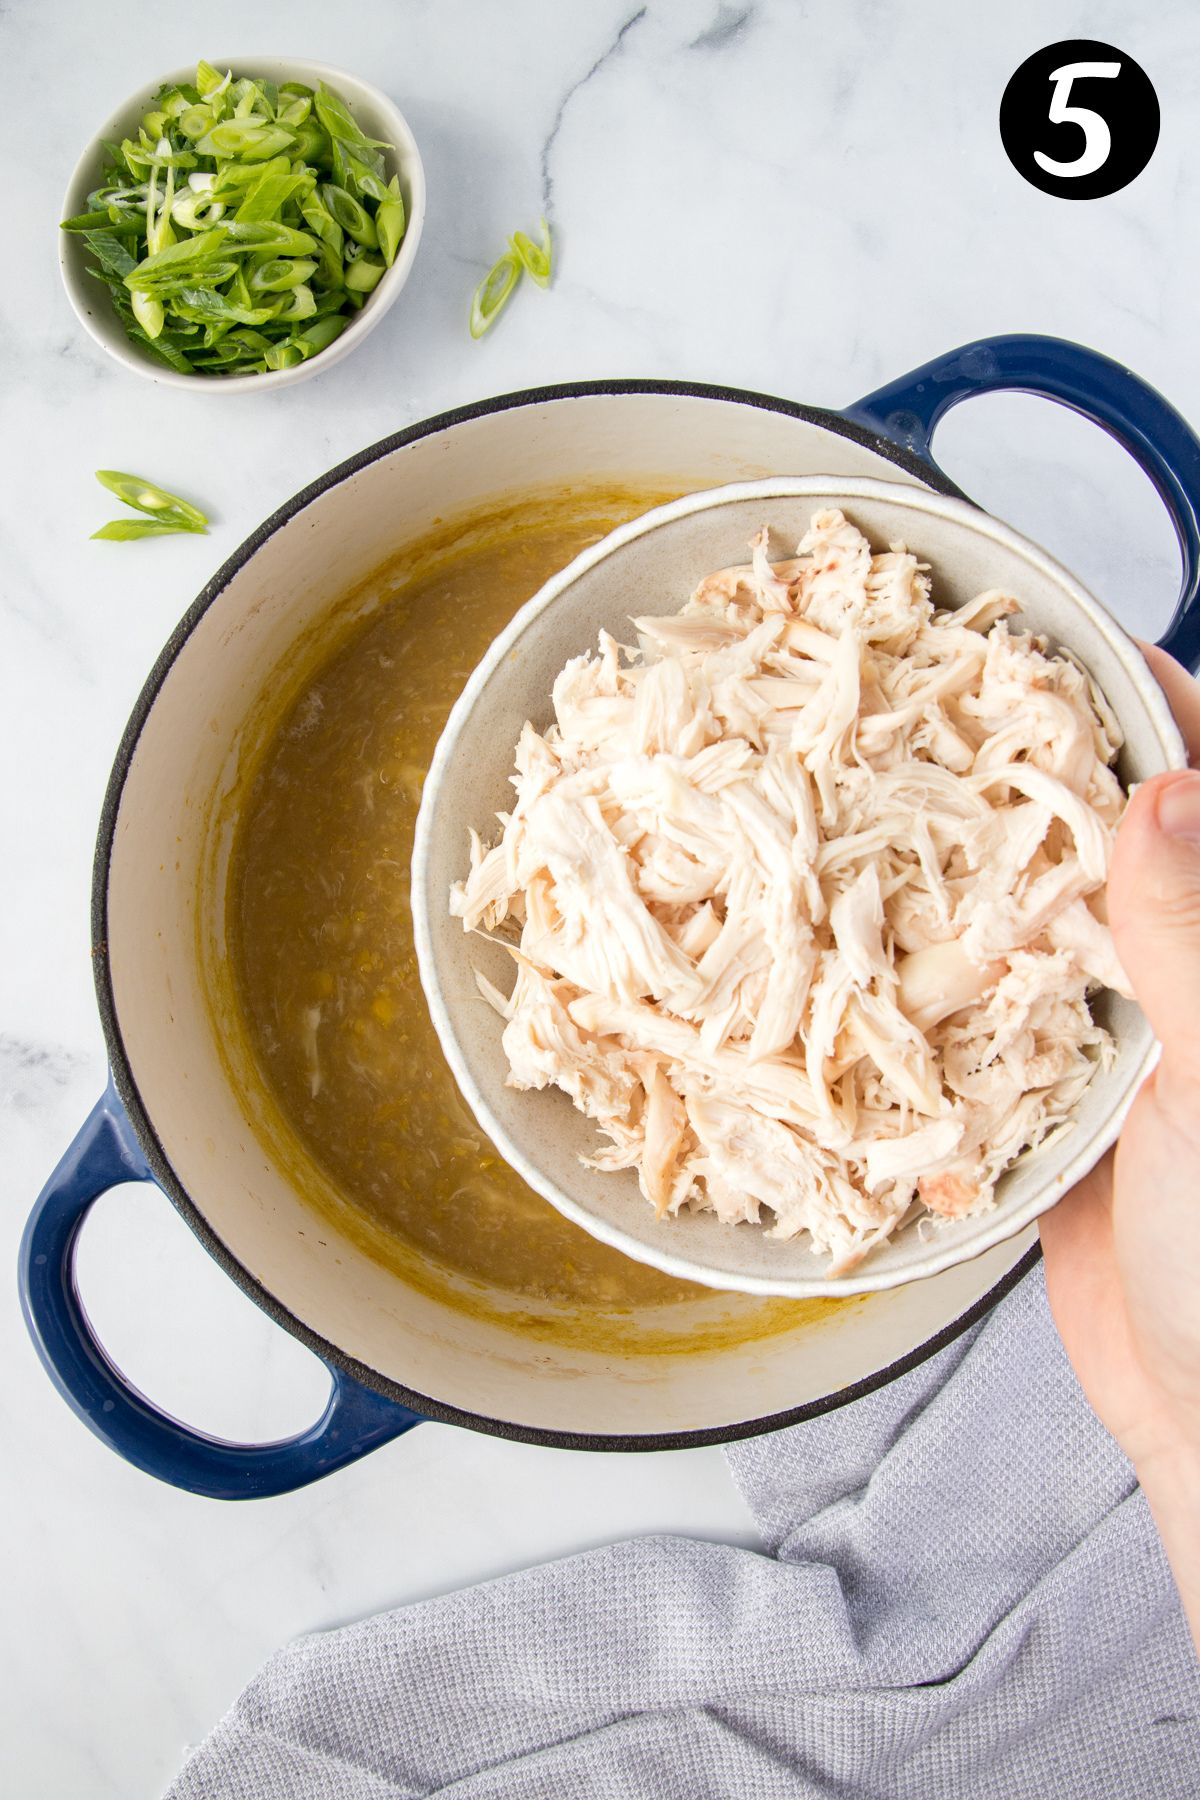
xmin=1000 ymin=40 xmax=1159 ymax=199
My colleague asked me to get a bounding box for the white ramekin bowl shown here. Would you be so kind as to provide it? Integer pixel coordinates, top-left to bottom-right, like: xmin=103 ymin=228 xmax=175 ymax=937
xmin=58 ymin=57 xmax=425 ymax=393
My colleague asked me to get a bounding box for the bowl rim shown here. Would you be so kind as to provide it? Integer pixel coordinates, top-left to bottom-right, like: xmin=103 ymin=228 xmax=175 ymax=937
xmin=57 ymin=54 xmax=426 ymax=393
xmin=413 ymin=472 xmax=1186 ymax=1299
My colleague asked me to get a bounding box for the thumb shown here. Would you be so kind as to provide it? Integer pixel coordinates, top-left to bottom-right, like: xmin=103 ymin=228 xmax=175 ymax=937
xmin=1110 ymin=770 xmax=1200 ymax=1084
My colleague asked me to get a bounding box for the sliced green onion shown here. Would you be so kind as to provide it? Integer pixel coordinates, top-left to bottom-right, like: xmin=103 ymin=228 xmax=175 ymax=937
xmin=221 ymin=219 xmax=318 ymax=256
xmin=248 ymin=256 xmax=318 ymax=293
xmin=178 ymin=105 xmax=214 ymax=141
xmin=61 ymin=209 xmax=127 ymax=232
xmin=64 ymin=63 xmax=401 ymax=379
xmin=376 ymin=179 xmax=406 ymax=267
xmin=123 ymin=226 xmax=227 ymax=288
xmin=92 ymin=519 xmax=201 ymax=541
xmin=195 ymin=61 xmax=229 ymax=98
xmin=230 ymin=77 xmax=265 ymax=118
xmin=143 ymin=160 xmax=159 ymax=254
xmin=263 ymin=342 xmax=304 ymax=371
xmin=277 ymin=95 xmax=312 ymax=129
xmin=194 ymin=120 xmax=295 ymax=161
xmin=115 ymin=312 xmax=196 ymax=373
xmin=292 ymin=119 xmax=331 ymax=165
xmin=320 ymin=183 xmax=378 ymax=247
xmin=228 ymin=327 xmax=274 ymax=351
xmin=314 ymin=83 xmax=389 ymax=161
xmin=170 ymin=182 xmax=226 ymax=231
xmin=91 ymin=469 xmax=209 ymax=540
xmin=300 ymin=194 xmax=343 ymax=249
xmin=344 ymin=256 xmax=384 ymax=293
xmin=171 ymin=288 xmax=278 ymax=326
xmin=146 ymin=148 xmax=177 ymax=256
xmin=469 ymin=249 xmax=521 ymax=338
xmin=236 ymin=169 xmax=310 ymax=221
xmin=134 ymin=261 xmax=242 ymax=298
xmin=130 ymin=290 xmax=165 ymax=338
xmin=510 ymin=217 xmax=552 ymax=288
xmin=305 ymin=288 xmax=345 ymax=321
xmin=295 ymin=314 xmax=348 ymax=356
xmin=274 ymin=282 xmax=318 ymax=320
xmin=134 ymin=143 xmax=197 ymax=172
xmin=469 ymin=221 xmax=555 ymax=339
xmin=87 ymin=232 xmax=137 ymax=279
xmin=94 ymin=469 xmax=209 ymax=528
xmin=209 ymin=156 xmax=288 ymax=203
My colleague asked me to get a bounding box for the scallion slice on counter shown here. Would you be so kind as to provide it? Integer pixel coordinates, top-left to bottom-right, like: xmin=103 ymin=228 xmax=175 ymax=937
xmin=469 ymin=219 xmax=553 ymax=338
xmin=510 ymin=217 xmax=552 ymax=287
xmin=469 ymin=249 xmax=522 ymax=338
xmin=62 ymin=64 xmax=408 ymax=377
xmin=91 ymin=469 xmax=209 ymax=540
xmin=91 ymin=517 xmax=202 ymax=540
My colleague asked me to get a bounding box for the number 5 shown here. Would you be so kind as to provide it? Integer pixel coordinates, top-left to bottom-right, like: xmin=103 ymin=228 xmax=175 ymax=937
xmin=1034 ymin=61 xmax=1121 ymax=178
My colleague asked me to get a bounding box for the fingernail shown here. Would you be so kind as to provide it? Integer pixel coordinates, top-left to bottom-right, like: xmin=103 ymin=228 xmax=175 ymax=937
xmin=1156 ymin=774 xmax=1200 ymax=844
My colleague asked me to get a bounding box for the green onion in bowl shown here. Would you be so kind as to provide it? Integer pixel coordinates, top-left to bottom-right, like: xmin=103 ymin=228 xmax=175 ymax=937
xmin=61 ymin=61 xmax=415 ymax=380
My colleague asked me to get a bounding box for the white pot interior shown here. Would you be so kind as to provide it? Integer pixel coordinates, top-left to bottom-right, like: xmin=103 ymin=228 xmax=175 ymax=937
xmin=105 ymin=391 xmax=1049 ymax=1438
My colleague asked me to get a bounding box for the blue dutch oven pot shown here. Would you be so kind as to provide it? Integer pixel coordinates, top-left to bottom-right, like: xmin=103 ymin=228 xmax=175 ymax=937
xmin=18 ymin=334 xmax=1200 ymax=1498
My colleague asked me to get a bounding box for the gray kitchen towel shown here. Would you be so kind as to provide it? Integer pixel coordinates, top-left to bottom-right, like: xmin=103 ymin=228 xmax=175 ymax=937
xmin=165 ymin=1265 xmax=1200 ymax=1798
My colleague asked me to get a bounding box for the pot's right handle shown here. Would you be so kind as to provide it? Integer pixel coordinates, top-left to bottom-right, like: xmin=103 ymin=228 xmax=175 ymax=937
xmin=844 ymin=334 xmax=1200 ymax=672
xmin=18 ymin=1083 xmax=423 ymax=1499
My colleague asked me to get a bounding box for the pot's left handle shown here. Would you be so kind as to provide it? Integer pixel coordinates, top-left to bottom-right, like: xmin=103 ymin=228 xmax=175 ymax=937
xmin=18 ymin=1083 xmax=422 ymax=1499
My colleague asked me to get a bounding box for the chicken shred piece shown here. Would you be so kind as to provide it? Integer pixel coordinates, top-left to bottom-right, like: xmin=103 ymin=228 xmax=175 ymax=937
xmin=450 ymin=511 xmax=1129 ymax=1275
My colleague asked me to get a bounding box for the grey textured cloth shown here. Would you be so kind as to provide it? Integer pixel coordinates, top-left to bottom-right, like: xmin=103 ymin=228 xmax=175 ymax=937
xmin=165 ymin=1266 xmax=1200 ymax=1798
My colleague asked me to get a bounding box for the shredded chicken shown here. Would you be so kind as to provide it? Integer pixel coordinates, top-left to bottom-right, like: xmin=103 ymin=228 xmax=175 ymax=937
xmin=450 ymin=511 xmax=1128 ymax=1276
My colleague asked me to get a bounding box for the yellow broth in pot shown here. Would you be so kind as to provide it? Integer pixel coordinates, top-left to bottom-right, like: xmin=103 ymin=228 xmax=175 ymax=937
xmin=226 ymin=487 xmax=856 ymax=1352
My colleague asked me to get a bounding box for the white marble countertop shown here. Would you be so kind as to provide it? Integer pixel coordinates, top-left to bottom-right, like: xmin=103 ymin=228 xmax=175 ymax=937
xmin=3 ymin=2 xmax=1198 ymax=1793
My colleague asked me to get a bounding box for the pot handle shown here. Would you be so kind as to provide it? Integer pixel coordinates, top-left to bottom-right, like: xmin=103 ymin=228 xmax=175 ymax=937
xmin=844 ymin=334 xmax=1200 ymax=672
xmin=18 ymin=1083 xmax=422 ymax=1499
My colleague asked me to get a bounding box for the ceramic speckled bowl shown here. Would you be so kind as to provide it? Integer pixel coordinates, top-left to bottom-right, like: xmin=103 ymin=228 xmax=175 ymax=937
xmin=413 ymin=475 xmax=1187 ymax=1299
xmin=18 ymin=335 xmax=1200 ymax=1498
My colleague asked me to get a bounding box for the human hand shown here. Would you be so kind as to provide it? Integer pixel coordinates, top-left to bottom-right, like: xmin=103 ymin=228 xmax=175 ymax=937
xmin=1041 ymin=642 xmax=1200 ymax=1645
